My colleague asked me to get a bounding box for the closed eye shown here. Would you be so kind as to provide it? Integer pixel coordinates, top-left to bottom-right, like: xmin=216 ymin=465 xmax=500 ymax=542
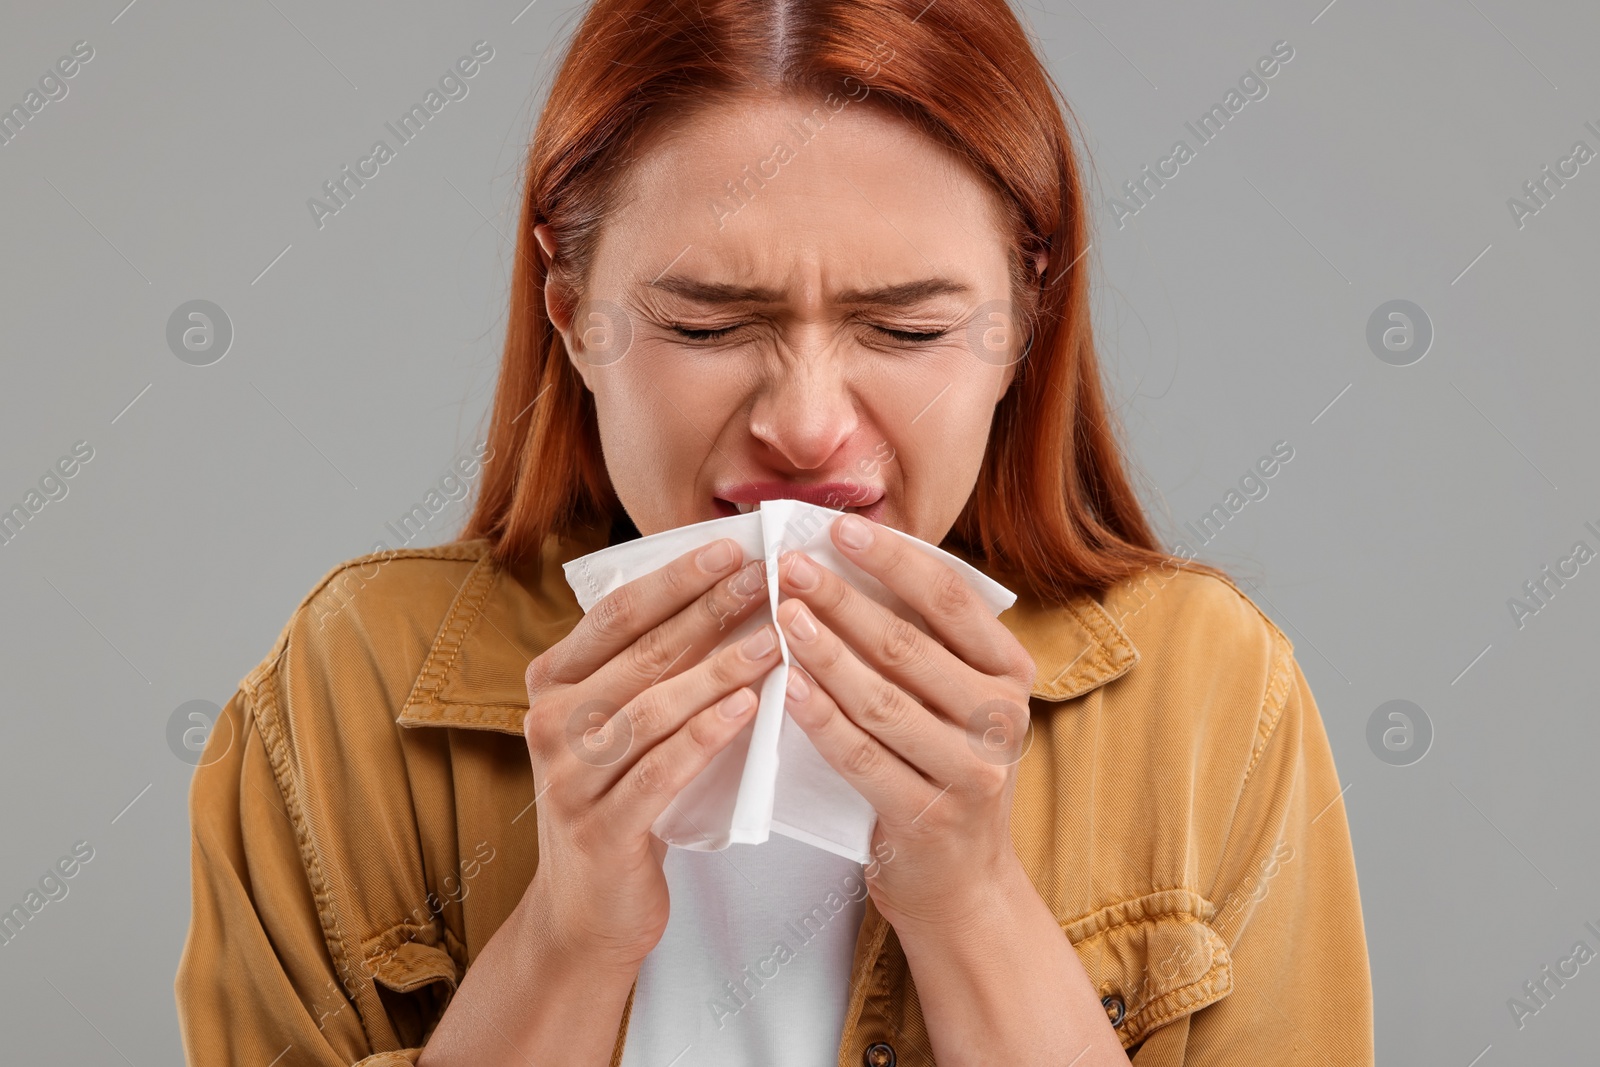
xmin=668 ymin=323 xmax=746 ymax=342
xmin=666 ymin=322 xmax=950 ymax=344
xmin=875 ymin=326 xmax=949 ymax=343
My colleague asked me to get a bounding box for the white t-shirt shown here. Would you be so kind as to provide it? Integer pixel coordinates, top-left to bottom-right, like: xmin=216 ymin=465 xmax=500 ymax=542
xmin=617 ymin=831 xmax=869 ymax=1066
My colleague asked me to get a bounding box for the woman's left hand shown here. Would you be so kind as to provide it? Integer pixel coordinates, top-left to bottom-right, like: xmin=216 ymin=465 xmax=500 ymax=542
xmin=774 ymin=511 xmax=1038 ymax=933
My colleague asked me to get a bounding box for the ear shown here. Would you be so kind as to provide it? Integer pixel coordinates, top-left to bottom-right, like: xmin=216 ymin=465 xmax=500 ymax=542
xmin=534 ymin=223 xmax=592 ymax=392
xmin=1002 ymin=246 xmax=1049 ymax=397
xmin=534 ymin=221 xmax=557 ymax=264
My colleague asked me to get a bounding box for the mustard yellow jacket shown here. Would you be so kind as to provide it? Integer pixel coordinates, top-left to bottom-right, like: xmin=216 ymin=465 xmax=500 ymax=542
xmin=175 ymin=518 xmax=1373 ymax=1065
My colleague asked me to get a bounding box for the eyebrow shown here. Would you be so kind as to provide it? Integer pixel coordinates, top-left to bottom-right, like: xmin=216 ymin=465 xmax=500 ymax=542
xmin=646 ymin=275 xmax=975 ymax=308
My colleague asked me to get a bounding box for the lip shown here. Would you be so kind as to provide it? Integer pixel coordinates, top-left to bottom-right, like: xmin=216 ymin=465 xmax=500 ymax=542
xmin=714 ymin=480 xmax=887 ymax=523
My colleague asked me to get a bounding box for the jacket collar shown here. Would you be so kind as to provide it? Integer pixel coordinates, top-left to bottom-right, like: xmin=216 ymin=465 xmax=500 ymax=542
xmin=396 ymin=518 xmax=1139 ymax=736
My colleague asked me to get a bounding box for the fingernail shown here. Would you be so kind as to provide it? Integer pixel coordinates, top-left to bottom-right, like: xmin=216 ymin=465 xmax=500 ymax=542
xmin=785 ymin=551 xmax=819 ymax=591
xmin=719 ymin=689 xmax=755 ymax=719
xmin=786 ymin=669 xmax=810 ymax=703
xmin=697 ymin=539 xmax=735 ymax=573
xmin=838 ymin=514 xmax=873 ymax=550
xmin=740 ymin=625 xmax=776 ymax=659
xmin=785 ymin=603 xmax=818 ymax=642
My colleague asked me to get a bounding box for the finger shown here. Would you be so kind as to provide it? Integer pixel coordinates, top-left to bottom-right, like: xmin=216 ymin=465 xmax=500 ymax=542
xmin=828 ymin=514 xmax=1030 ymax=684
xmin=597 ymin=686 xmax=761 ymax=843
xmin=777 ymin=548 xmax=989 ymax=722
xmin=540 ymin=537 xmax=756 ymax=684
xmin=779 ymin=663 xmax=937 ymax=823
xmin=776 ymin=596 xmax=973 ymax=785
xmin=593 ymin=622 xmax=781 ymax=789
xmin=586 ymin=558 xmax=771 ymax=702
xmin=540 ymin=553 xmax=768 ymax=704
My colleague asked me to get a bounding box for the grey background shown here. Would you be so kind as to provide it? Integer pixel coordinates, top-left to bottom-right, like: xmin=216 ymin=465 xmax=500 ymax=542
xmin=1 ymin=0 xmax=1594 ymax=1063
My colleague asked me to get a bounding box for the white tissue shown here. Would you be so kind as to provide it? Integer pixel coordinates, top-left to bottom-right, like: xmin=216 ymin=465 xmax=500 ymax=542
xmin=561 ymin=499 xmax=1017 ymax=863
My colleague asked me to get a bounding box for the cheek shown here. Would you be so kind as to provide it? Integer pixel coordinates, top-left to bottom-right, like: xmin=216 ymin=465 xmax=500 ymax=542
xmin=592 ymin=352 xmax=716 ymax=438
xmin=864 ymin=358 xmax=1002 ymax=526
xmin=607 ymin=349 xmax=755 ymax=442
xmin=591 ymin=349 xmax=756 ymax=501
xmin=872 ymin=356 xmax=1001 ymax=449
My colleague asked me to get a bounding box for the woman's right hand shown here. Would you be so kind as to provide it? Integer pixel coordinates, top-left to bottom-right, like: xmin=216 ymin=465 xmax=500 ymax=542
xmin=520 ymin=537 xmax=778 ymax=972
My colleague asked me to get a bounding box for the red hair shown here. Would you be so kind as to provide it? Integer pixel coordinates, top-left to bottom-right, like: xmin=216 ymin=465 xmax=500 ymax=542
xmin=462 ymin=0 xmax=1229 ymax=604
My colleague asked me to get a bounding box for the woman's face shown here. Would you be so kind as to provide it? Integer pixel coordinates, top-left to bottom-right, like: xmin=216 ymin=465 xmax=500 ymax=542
xmin=544 ymin=91 xmax=1029 ymax=543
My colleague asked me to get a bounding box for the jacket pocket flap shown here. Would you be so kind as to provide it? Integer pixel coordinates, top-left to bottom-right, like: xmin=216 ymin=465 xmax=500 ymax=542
xmin=1061 ymin=890 xmax=1232 ymax=1049
xmin=365 ymin=937 xmax=461 ymax=996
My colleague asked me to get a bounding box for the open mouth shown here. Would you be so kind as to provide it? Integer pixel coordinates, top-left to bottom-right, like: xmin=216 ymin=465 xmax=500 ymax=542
xmin=713 ymin=489 xmax=886 ymax=523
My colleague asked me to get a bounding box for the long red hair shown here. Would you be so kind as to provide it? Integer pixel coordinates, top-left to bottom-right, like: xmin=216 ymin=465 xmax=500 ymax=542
xmin=462 ymin=0 xmax=1229 ymax=604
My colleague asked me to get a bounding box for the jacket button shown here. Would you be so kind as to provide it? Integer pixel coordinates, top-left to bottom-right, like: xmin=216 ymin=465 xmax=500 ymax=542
xmin=863 ymin=1042 xmax=896 ymax=1067
xmin=1102 ymin=993 xmax=1127 ymax=1028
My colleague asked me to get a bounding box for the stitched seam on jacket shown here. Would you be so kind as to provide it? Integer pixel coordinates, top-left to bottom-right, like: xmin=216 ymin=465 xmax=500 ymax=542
xmin=397 ymin=704 xmax=528 ymax=740
xmin=364 ymin=943 xmax=459 ymax=996
xmin=1066 ymin=598 xmax=1135 ymax=665
xmin=1201 ymin=624 xmax=1298 ymax=946
xmin=245 ymin=665 xmax=381 ymax=1053
xmin=1051 ymin=598 xmax=1136 ymax=695
xmin=317 ymin=543 xmax=486 ymax=592
xmin=1128 ymin=946 xmax=1231 ymax=1046
xmin=302 ymin=544 xmax=488 ymax=630
xmin=239 ymin=545 xmax=488 ymax=701
xmin=836 ymin=906 xmax=893 ymax=1058
xmin=1241 ymin=626 xmax=1294 ymax=786
xmin=1068 ymin=907 xmax=1212 ymax=948
xmin=362 ymin=919 xmax=450 ymax=960
xmin=406 ymin=555 xmax=499 ymax=702
xmin=402 ymin=701 xmax=527 ymax=720
xmin=1057 ymin=887 xmax=1215 ymax=936
xmin=360 ymin=913 xmax=467 ymax=973
xmin=1210 ymin=570 xmax=1296 ymax=654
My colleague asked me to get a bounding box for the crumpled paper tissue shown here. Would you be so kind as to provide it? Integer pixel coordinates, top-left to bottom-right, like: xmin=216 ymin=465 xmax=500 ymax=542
xmin=562 ymin=499 xmax=1017 ymax=864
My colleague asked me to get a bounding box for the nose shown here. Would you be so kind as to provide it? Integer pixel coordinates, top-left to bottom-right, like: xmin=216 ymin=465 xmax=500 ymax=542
xmin=746 ymin=348 xmax=861 ymax=471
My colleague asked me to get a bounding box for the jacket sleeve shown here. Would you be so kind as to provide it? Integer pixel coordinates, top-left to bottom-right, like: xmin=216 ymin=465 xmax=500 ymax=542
xmin=1134 ymin=638 xmax=1374 ymax=1065
xmin=174 ymin=686 xmax=428 ymax=1066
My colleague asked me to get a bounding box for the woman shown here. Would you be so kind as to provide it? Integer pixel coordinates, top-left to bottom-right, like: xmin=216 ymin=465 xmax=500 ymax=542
xmin=175 ymin=0 xmax=1372 ymax=1063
